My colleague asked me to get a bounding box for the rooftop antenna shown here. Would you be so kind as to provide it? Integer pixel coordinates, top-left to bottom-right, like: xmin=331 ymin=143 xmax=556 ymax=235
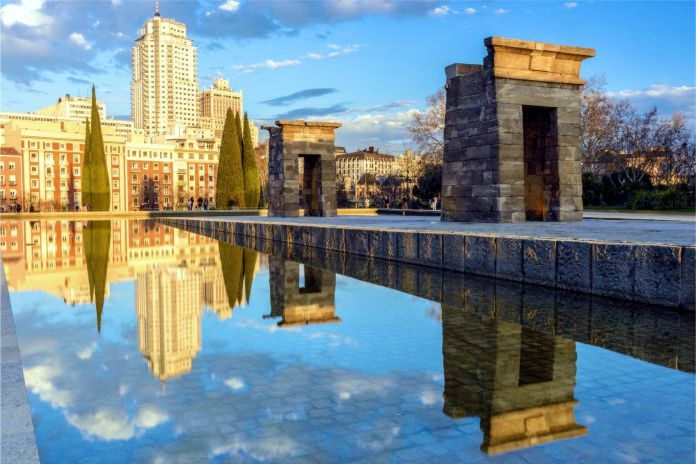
xmin=155 ymin=0 xmax=160 ymax=17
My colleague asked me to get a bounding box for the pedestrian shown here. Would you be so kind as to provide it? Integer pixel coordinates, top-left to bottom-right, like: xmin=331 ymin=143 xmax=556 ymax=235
xmin=197 ymin=197 xmax=203 ymax=209
xmin=203 ymin=199 xmax=209 ymax=210
xmin=188 ymin=197 xmax=194 ymax=211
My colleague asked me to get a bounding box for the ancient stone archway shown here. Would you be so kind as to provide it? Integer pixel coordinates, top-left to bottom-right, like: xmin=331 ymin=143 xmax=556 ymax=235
xmin=263 ymin=120 xmax=341 ymax=217
xmin=441 ymin=37 xmax=594 ymax=222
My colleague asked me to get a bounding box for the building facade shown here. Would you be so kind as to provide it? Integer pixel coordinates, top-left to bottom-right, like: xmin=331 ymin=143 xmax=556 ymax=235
xmin=36 ymin=95 xmax=106 ymax=121
xmin=198 ymin=77 xmax=242 ymax=138
xmin=0 ymin=147 xmax=23 ymax=211
xmin=131 ymin=13 xmax=198 ymax=136
xmin=336 ymin=147 xmax=395 ymax=183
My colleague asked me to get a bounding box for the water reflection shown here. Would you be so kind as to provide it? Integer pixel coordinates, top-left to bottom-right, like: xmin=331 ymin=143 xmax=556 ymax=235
xmin=266 ymin=257 xmax=340 ymax=327
xmin=84 ymin=220 xmax=111 ymax=333
xmin=442 ymin=306 xmax=586 ymax=454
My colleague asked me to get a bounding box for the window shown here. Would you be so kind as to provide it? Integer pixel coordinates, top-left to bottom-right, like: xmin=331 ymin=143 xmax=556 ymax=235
xmin=73 ymin=155 xmax=80 ymax=163
xmin=8 ymin=162 xmax=15 ymax=170
xmin=73 ymin=167 xmax=80 ymax=176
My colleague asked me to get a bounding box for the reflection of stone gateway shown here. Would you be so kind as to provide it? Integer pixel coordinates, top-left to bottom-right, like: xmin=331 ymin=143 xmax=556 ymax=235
xmin=441 ymin=305 xmax=587 ymax=455
xmin=442 ymin=37 xmax=595 ymax=222
xmin=263 ymin=120 xmax=341 ymax=217
xmin=266 ymin=256 xmax=339 ymax=327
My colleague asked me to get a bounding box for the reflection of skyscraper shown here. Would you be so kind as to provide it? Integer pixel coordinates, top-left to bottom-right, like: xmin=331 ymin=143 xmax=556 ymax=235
xmin=441 ymin=305 xmax=587 ymax=455
xmin=136 ymin=265 xmax=202 ymax=382
xmin=267 ymin=257 xmax=339 ymax=327
xmin=200 ymin=263 xmax=232 ymax=319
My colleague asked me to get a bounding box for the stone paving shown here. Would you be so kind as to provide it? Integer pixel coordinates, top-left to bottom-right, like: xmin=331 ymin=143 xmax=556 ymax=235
xmin=189 ymin=214 xmax=695 ymax=246
xmin=0 ymin=260 xmax=40 ymax=464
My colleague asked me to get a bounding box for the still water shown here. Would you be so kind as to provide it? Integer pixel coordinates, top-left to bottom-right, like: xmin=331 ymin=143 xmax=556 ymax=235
xmin=2 ymin=219 xmax=694 ymax=463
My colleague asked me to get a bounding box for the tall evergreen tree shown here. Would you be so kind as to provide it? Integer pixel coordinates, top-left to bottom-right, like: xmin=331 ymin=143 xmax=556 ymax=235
xmin=84 ymin=220 xmax=111 ymax=333
xmin=89 ymin=86 xmax=111 ymax=210
xmin=242 ymin=112 xmax=261 ymax=208
xmin=215 ymin=108 xmax=245 ymax=208
xmin=81 ymin=118 xmax=92 ymax=209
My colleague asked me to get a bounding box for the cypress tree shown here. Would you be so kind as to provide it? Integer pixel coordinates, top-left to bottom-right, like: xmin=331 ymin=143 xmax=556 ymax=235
xmin=242 ymin=112 xmax=261 ymax=208
xmin=242 ymin=248 xmax=257 ymax=304
xmin=81 ymin=118 xmax=92 ymax=209
xmin=218 ymin=241 xmax=244 ymax=309
xmin=216 ymin=109 xmax=245 ymax=208
xmin=89 ymin=86 xmax=110 ymax=211
xmin=84 ymin=220 xmax=111 ymax=333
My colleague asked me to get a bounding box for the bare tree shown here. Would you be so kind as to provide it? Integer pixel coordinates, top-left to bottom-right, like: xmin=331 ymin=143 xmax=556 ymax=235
xmin=408 ymin=88 xmax=445 ymax=161
xmin=653 ymin=113 xmax=696 ymax=186
xmin=580 ymin=76 xmax=629 ymax=176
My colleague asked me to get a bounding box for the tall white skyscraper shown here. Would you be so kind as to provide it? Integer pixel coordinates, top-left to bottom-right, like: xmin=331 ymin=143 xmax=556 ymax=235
xmin=131 ymin=8 xmax=198 ymax=136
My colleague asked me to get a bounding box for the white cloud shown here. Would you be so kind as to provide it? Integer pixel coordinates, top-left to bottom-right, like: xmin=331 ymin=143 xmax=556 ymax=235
xmin=232 ymin=58 xmax=301 ymax=74
xmin=110 ymin=0 xmax=122 ymax=5
xmin=495 ymin=8 xmax=511 ymax=14
xmin=224 ymin=377 xmax=245 ymax=390
xmin=307 ymin=44 xmax=360 ymax=60
xmin=212 ymin=436 xmax=300 ymax=461
xmin=69 ymin=32 xmax=91 ymax=50
xmin=464 ymin=7 xmax=476 ymax=15
xmin=0 ymin=0 xmax=52 ymax=28
xmin=67 ymin=406 xmax=168 ymax=441
xmin=564 ymin=2 xmax=578 ymax=8
xmin=429 ymin=5 xmax=456 ymax=16
xmin=77 ymin=343 xmax=96 ymax=360
xmin=606 ymin=84 xmax=695 ymax=99
xmin=219 ymin=0 xmax=240 ymax=12
xmin=24 ymin=364 xmax=72 ymax=408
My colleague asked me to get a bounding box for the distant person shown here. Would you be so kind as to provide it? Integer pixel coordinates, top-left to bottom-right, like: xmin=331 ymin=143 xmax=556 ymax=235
xmin=203 ymin=199 xmax=209 ymax=210
xmin=431 ymin=197 xmax=438 ymax=211
xmin=197 ymin=197 xmax=203 ymax=209
xmin=188 ymin=197 xmax=194 ymax=211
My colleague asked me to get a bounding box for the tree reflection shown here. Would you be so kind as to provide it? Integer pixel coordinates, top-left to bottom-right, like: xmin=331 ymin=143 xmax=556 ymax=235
xmin=83 ymin=220 xmax=111 ymax=333
xmin=218 ymin=242 xmax=258 ymax=312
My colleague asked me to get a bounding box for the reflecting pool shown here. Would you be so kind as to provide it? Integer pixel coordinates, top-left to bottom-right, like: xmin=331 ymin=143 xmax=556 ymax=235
xmin=2 ymin=219 xmax=694 ymax=463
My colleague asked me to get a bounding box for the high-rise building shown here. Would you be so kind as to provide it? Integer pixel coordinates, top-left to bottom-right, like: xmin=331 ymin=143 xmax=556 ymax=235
xmin=136 ymin=265 xmax=202 ymax=382
xmin=131 ymin=9 xmax=198 ymax=136
xmin=198 ymin=77 xmax=242 ymax=139
xmin=36 ymin=95 xmax=106 ymax=121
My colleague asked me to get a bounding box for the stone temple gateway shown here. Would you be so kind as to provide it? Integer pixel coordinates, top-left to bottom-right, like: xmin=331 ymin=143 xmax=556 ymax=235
xmin=442 ymin=37 xmax=595 ymax=222
xmin=263 ymin=120 xmax=341 ymax=217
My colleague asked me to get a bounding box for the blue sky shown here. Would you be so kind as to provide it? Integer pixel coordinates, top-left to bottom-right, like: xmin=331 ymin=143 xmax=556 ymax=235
xmin=1 ymin=0 xmax=694 ymax=152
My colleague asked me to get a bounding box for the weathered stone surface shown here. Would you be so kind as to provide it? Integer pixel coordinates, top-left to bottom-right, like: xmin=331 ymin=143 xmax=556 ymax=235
xmin=443 ymin=234 xmax=466 ymax=272
xmin=369 ymin=230 xmax=397 ymax=261
xmin=634 ymin=245 xmax=681 ymax=307
xmin=682 ymin=247 xmax=695 ymax=310
xmin=523 ymin=240 xmax=556 ymax=285
xmin=418 ymin=233 xmax=443 ymax=268
xmin=557 ymin=241 xmax=591 ymax=291
xmin=592 ymin=244 xmax=635 ymax=299
xmin=463 ymin=236 xmax=495 ymax=276
xmin=397 ymin=232 xmax=419 ymax=264
xmin=496 ymin=237 xmax=523 ymax=281
xmin=324 ymin=227 xmax=345 ymax=252
xmin=344 ymin=229 xmax=370 ymax=256
xmin=442 ymin=37 xmax=591 ymax=223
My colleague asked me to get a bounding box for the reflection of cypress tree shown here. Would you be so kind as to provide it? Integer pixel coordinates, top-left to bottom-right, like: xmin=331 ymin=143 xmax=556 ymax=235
xmin=219 ymin=243 xmax=258 ymax=311
xmin=84 ymin=220 xmax=111 ymax=333
xmin=243 ymin=248 xmax=258 ymax=304
xmin=219 ymin=242 xmax=244 ymax=308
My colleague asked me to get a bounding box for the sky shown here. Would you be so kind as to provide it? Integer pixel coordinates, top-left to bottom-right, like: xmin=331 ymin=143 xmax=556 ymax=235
xmin=1 ymin=0 xmax=694 ymax=152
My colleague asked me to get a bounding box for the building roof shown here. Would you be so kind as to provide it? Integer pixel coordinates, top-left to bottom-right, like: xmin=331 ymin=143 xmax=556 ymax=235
xmin=0 ymin=147 xmax=21 ymax=156
xmin=336 ymin=147 xmax=395 ymax=161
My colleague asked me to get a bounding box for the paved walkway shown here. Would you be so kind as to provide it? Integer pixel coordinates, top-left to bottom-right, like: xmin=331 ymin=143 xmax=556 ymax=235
xmin=192 ymin=214 xmax=695 ymax=246
xmin=0 ymin=260 xmax=40 ymax=463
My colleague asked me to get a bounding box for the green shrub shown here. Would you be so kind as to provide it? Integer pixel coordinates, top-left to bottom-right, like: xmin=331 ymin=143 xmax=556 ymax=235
xmin=628 ymin=190 xmax=657 ymax=210
xmin=656 ymin=188 xmax=688 ymax=210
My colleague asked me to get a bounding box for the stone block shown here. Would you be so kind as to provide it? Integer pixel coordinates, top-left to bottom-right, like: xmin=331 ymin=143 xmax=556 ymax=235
xmin=495 ymin=237 xmax=523 ymax=281
xmin=634 ymin=245 xmax=681 ymax=307
xmin=397 ymin=232 xmax=419 ymax=265
xmin=682 ymin=247 xmax=695 ymax=310
xmin=556 ymin=241 xmax=591 ymax=291
xmin=442 ymin=234 xmax=466 ymax=272
xmin=523 ymin=239 xmax=556 ymax=286
xmin=418 ymin=233 xmax=443 ymax=268
xmin=324 ymin=228 xmax=345 ymax=252
xmin=344 ymin=229 xmax=370 ymax=256
xmin=417 ymin=266 xmax=443 ymax=302
xmin=463 ymin=235 xmax=496 ymax=276
xmin=592 ymin=244 xmax=635 ymax=299
xmin=369 ymin=230 xmax=397 ymax=261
